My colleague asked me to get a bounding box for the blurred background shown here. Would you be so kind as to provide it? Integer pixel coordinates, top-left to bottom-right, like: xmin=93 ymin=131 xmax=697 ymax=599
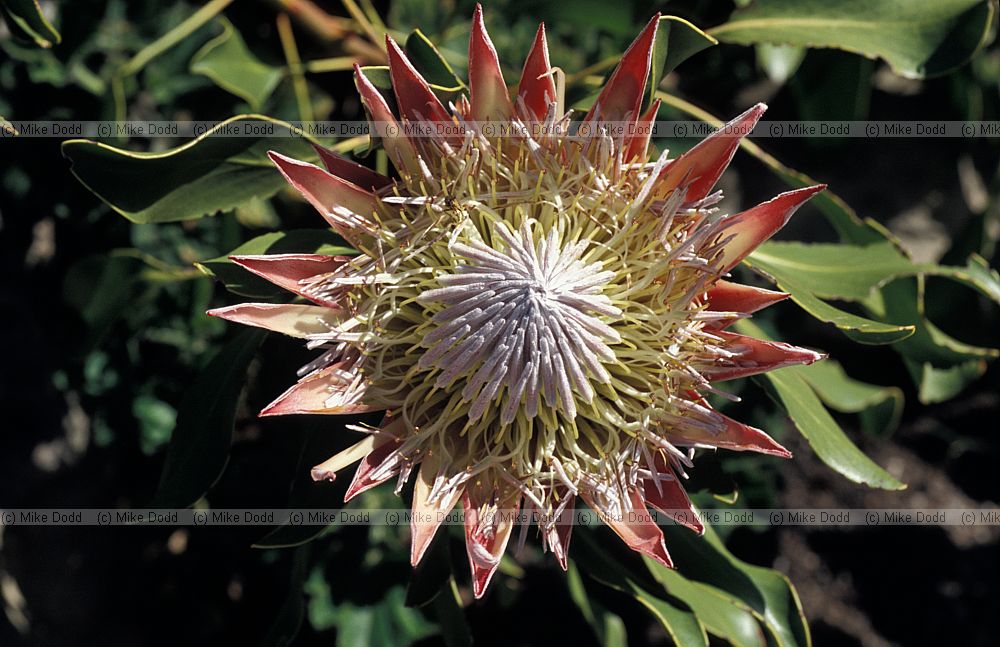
xmin=1 ymin=0 xmax=999 ymax=645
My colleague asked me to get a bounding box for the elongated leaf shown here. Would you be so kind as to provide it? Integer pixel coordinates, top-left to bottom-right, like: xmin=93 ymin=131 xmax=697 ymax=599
xmin=736 ymin=320 xmax=905 ymax=490
xmin=661 ymin=523 xmax=810 ymax=647
xmin=62 ymin=115 xmax=331 ymax=224
xmin=904 ymin=357 xmax=989 ymax=404
xmin=796 ymin=359 xmax=903 ymax=437
xmin=196 ymin=229 xmax=354 ymax=298
xmin=648 ymin=16 xmax=717 ymax=104
xmin=645 ymin=559 xmax=765 ymax=647
xmin=576 ymin=530 xmax=708 ymax=646
xmin=153 ymin=328 xmax=266 ymax=507
xmin=746 ymin=242 xmax=916 ymax=344
xmin=922 ymin=254 xmax=1000 ymax=304
xmin=748 ymin=242 xmax=915 ymax=301
xmin=862 ymin=278 xmax=997 ymax=401
xmin=190 ymin=18 xmax=283 ymax=110
xmin=1 ymin=0 xmax=61 ymax=47
xmin=710 ymin=0 xmax=995 ymax=78
xmin=760 ymin=367 xmax=905 ymax=490
xmin=863 ymin=277 xmax=999 ymax=366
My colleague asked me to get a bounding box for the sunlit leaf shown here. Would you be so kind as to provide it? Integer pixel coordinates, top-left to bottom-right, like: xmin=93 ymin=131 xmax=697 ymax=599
xmin=745 ymin=242 xmax=916 ymax=344
xmin=661 ymin=523 xmax=810 ymax=647
xmin=645 ymin=559 xmax=766 ymax=647
xmin=736 ymin=321 xmax=906 ymax=490
xmin=710 ymin=0 xmax=995 ymax=78
xmin=796 ymin=359 xmax=903 ymax=437
xmin=62 ymin=115 xmax=332 ymax=224
xmin=576 ymin=529 xmax=709 ymax=647
xmin=190 ymin=18 xmax=283 ymax=110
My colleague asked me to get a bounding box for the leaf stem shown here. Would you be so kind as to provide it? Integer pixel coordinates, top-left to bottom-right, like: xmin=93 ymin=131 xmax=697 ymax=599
xmin=302 ymin=56 xmax=358 ymax=74
xmin=340 ymin=0 xmax=386 ymax=52
xmin=119 ymin=0 xmax=234 ymax=77
xmin=276 ymin=13 xmax=315 ymax=123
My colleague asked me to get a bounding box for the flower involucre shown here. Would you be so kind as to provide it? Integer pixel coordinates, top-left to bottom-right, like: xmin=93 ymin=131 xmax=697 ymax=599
xmin=209 ymin=6 xmax=826 ymax=597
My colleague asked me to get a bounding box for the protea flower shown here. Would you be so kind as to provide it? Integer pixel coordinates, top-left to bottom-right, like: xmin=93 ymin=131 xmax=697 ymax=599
xmin=209 ymin=6 xmax=825 ymax=597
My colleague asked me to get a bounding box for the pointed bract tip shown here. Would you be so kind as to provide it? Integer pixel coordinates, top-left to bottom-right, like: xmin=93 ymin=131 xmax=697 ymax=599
xmin=644 ymin=537 xmax=674 ymax=568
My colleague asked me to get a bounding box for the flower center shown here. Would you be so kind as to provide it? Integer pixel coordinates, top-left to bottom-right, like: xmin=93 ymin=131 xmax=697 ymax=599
xmin=417 ymin=221 xmax=623 ymax=426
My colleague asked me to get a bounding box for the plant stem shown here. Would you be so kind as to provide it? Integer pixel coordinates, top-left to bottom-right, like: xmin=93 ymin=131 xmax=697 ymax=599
xmin=340 ymin=0 xmax=385 ymax=51
xmin=119 ymin=0 xmax=234 ymax=77
xmin=276 ymin=13 xmax=315 ymax=123
xmin=302 ymin=56 xmax=357 ymax=74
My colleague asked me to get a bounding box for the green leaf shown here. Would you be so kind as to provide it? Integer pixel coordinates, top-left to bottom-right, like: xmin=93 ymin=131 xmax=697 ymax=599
xmin=575 ymin=530 xmax=709 ymax=647
xmin=745 ymin=242 xmax=916 ymax=344
xmin=358 ymin=65 xmax=393 ymax=92
xmin=904 ymin=357 xmax=989 ymax=404
xmin=710 ymin=0 xmax=995 ymax=79
xmin=648 ymin=16 xmax=717 ymax=104
xmin=922 ymin=253 xmax=1000 ymax=304
xmin=737 ymin=320 xmax=905 ymax=491
xmin=761 ymin=366 xmax=905 ymax=490
xmin=796 ymin=359 xmax=903 ymax=437
xmin=62 ymin=115 xmax=330 ymax=224
xmin=790 ymin=50 xmax=873 ymax=124
xmin=645 ymin=560 xmax=766 ymax=647
xmin=661 ymin=523 xmax=810 ymax=647
xmin=190 ymin=18 xmax=283 ymax=110
xmin=196 ymin=229 xmax=354 ymax=298
xmin=405 ymin=30 xmax=465 ymax=92
xmin=862 ymin=277 xmax=999 ymax=366
xmin=749 ymin=241 xmax=916 ymax=300
xmin=1 ymin=0 xmax=61 ymax=48
xmin=153 ymin=329 xmax=265 ymax=507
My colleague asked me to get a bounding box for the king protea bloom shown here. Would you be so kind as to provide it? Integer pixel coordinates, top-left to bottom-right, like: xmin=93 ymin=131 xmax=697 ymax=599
xmin=209 ymin=6 xmax=825 ymax=597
